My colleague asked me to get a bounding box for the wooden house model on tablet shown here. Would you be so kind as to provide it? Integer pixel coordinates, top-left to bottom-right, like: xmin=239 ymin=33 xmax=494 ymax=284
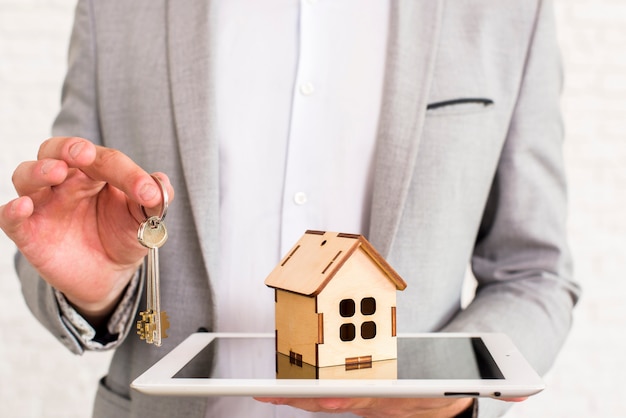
xmin=265 ymin=230 xmax=407 ymax=372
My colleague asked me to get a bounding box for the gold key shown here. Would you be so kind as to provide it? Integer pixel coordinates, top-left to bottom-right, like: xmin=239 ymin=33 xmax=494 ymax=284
xmin=136 ymin=176 xmax=170 ymax=346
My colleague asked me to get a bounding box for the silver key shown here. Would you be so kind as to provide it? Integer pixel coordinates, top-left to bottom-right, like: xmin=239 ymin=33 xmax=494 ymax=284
xmin=136 ymin=176 xmax=170 ymax=346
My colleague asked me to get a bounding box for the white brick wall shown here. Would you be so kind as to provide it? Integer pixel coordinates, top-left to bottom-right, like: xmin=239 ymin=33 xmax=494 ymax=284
xmin=0 ymin=1 xmax=624 ymax=417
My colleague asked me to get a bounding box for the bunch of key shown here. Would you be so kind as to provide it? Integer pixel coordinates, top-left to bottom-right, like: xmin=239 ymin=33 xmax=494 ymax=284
xmin=136 ymin=175 xmax=170 ymax=347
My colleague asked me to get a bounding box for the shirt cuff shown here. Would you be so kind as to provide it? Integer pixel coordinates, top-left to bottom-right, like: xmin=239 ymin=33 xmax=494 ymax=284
xmin=53 ymin=269 xmax=141 ymax=351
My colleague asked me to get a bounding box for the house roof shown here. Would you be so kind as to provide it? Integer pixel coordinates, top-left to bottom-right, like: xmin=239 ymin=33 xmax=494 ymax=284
xmin=264 ymin=230 xmax=407 ymax=296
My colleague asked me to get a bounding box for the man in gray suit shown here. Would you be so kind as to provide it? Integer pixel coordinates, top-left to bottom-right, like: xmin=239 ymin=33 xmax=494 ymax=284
xmin=0 ymin=0 xmax=580 ymax=417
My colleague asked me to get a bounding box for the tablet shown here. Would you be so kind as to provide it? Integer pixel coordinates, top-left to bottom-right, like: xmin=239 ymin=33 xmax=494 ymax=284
xmin=131 ymin=332 xmax=544 ymax=399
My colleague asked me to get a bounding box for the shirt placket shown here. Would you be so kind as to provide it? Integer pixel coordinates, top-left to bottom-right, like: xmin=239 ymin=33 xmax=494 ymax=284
xmin=280 ymin=0 xmax=326 ymax=256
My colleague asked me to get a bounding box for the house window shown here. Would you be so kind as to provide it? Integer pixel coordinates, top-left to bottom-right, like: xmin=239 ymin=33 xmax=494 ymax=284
xmin=339 ymin=299 xmax=355 ymax=317
xmin=339 ymin=298 xmax=377 ymax=342
xmin=360 ymin=297 xmax=376 ymax=315
xmin=340 ymin=323 xmax=356 ymax=341
xmin=361 ymin=321 xmax=377 ymax=339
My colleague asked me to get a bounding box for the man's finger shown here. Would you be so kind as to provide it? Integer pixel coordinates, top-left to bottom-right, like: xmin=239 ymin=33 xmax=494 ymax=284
xmin=37 ymin=137 xmax=97 ymax=167
xmin=0 ymin=197 xmax=35 ymax=245
xmin=12 ymin=159 xmax=69 ymax=197
xmin=79 ymin=145 xmax=161 ymax=207
xmin=38 ymin=137 xmax=170 ymax=209
xmin=502 ymin=397 xmax=528 ymax=403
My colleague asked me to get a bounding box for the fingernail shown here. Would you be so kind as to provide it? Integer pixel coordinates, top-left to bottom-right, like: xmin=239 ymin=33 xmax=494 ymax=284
xmin=69 ymin=141 xmax=84 ymax=159
xmin=41 ymin=160 xmax=55 ymax=175
xmin=140 ymin=183 xmax=158 ymax=201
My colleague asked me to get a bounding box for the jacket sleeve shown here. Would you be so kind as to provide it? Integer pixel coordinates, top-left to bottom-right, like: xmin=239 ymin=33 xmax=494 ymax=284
xmin=440 ymin=1 xmax=581 ymax=416
xmin=18 ymin=251 xmax=142 ymax=354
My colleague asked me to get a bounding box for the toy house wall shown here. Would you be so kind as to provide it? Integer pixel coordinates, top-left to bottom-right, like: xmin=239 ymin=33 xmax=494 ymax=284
xmin=276 ymin=354 xmax=398 ymax=380
xmin=275 ymin=290 xmax=319 ymax=366
xmin=316 ymin=248 xmax=398 ymax=367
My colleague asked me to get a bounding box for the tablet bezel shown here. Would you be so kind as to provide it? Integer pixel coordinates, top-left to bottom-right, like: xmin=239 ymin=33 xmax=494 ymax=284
xmin=131 ymin=332 xmax=544 ymax=399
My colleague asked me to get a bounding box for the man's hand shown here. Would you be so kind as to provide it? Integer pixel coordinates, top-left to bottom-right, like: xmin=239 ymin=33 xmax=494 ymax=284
xmin=255 ymin=397 xmax=474 ymax=418
xmin=0 ymin=137 xmax=174 ymax=325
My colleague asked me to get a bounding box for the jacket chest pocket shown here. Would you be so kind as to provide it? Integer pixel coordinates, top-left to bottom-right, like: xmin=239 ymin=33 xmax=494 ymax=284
xmin=426 ymin=97 xmax=495 ymax=116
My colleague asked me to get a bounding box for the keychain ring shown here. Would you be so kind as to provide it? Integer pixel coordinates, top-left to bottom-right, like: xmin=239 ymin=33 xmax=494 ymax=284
xmin=140 ymin=174 xmax=168 ymax=221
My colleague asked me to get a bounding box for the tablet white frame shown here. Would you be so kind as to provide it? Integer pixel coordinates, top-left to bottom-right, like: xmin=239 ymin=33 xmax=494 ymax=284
xmin=131 ymin=332 xmax=544 ymax=399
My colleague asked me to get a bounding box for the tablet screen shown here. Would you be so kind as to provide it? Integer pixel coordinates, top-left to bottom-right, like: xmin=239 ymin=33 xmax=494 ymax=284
xmin=173 ymin=336 xmax=504 ymax=380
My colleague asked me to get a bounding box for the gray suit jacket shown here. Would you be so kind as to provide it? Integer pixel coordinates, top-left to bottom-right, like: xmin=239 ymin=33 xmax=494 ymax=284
xmin=17 ymin=0 xmax=580 ymax=417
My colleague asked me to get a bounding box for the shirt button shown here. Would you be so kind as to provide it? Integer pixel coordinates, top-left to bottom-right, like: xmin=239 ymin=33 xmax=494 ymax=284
xmin=299 ymin=82 xmax=315 ymax=96
xmin=293 ymin=192 xmax=308 ymax=205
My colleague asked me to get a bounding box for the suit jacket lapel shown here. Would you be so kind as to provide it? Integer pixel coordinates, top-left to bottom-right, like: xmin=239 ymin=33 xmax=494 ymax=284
xmin=166 ymin=0 xmax=220 ymax=278
xmin=369 ymin=0 xmax=444 ymax=256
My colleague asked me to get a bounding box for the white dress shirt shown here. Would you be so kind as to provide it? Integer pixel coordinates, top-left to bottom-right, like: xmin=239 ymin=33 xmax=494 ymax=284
xmin=212 ymin=0 xmax=389 ymax=416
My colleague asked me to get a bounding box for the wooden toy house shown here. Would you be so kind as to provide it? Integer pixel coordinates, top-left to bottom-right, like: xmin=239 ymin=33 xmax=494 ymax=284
xmin=265 ymin=230 xmax=407 ymax=373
